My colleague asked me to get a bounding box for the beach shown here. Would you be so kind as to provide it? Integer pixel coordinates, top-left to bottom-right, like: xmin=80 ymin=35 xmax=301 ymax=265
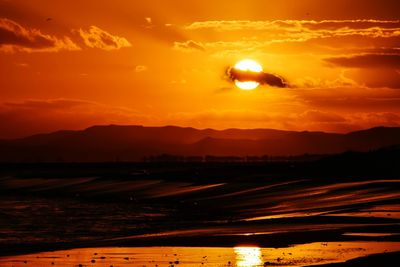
xmin=0 ymin=162 xmax=399 ymax=266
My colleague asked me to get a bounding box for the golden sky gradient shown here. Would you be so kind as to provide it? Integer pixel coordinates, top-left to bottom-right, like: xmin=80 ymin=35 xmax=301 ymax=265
xmin=1 ymin=0 xmax=400 ymax=138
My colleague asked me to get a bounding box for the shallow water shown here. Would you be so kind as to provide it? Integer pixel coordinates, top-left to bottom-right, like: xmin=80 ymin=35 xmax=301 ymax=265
xmin=1 ymin=177 xmax=399 ymax=248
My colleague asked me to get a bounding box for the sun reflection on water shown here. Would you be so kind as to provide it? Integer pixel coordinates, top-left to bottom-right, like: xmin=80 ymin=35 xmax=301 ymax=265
xmin=234 ymin=246 xmax=262 ymax=267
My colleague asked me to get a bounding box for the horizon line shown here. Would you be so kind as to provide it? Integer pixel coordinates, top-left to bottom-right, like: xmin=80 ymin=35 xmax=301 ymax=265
xmin=2 ymin=123 xmax=399 ymax=140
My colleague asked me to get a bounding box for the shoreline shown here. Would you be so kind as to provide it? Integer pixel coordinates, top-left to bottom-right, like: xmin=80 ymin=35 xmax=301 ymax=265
xmin=1 ymin=229 xmax=399 ymax=257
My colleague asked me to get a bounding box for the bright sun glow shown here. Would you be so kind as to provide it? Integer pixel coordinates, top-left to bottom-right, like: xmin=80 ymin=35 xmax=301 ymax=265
xmin=234 ymin=59 xmax=263 ymax=90
xmin=234 ymin=246 xmax=262 ymax=267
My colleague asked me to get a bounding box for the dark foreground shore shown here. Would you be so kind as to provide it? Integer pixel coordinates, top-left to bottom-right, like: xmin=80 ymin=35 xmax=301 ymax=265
xmin=0 ymin=150 xmax=399 ymax=265
xmin=309 ymin=251 xmax=400 ymax=266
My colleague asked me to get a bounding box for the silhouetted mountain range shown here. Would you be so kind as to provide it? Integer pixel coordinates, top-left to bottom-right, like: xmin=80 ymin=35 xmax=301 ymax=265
xmin=0 ymin=125 xmax=400 ymax=162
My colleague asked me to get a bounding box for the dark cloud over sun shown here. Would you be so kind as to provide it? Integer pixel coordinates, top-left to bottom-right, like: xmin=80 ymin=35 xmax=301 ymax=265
xmin=226 ymin=62 xmax=287 ymax=89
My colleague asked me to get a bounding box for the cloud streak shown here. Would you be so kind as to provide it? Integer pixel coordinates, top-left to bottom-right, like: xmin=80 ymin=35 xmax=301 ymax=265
xmin=325 ymin=53 xmax=400 ymax=68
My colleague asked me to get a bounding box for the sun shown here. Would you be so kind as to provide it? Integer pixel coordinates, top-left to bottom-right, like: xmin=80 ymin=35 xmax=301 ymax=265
xmin=234 ymin=59 xmax=263 ymax=90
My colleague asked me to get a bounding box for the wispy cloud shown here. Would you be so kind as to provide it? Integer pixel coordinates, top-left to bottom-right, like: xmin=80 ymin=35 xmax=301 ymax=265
xmin=181 ymin=20 xmax=400 ymax=51
xmin=78 ymin=26 xmax=131 ymax=50
xmin=173 ymin=40 xmax=205 ymax=52
xmin=0 ymin=18 xmax=80 ymax=52
xmin=185 ymin=19 xmax=400 ymax=34
xmin=135 ymin=65 xmax=148 ymax=72
xmin=0 ymin=18 xmax=133 ymax=53
xmin=292 ymin=72 xmax=359 ymax=89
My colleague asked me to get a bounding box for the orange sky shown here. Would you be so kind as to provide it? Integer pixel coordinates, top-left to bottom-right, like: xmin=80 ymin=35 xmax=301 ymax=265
xmin=0 ymin=0 xmax=400 ymax=138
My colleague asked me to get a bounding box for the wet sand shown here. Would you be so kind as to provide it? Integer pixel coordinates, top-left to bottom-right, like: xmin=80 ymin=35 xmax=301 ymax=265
xmin=1 ymin=242 xmax=399 ymax=267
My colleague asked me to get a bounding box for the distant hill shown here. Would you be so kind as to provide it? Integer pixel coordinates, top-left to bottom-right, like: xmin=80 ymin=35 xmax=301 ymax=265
xmin=0 ymin=125 xmax=400 ymax=162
